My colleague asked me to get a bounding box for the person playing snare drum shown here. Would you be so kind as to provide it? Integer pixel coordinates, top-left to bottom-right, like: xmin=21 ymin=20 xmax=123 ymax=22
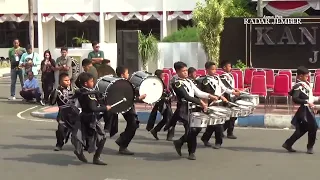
xmin=170 ymin=61 xmax=218 ymax=160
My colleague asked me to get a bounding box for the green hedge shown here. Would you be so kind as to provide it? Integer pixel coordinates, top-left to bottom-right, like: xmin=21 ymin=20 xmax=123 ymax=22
xmin=161 ymin=27 xmax=199 ymax=42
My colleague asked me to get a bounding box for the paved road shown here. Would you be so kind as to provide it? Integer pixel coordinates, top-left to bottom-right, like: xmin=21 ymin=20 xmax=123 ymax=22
xmin=1 ymin=77 xmax=320 ymax=180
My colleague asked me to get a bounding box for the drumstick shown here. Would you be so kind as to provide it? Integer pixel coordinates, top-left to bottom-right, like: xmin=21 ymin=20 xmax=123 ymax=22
xmin=228 ymin=102 xmax=240 ymax=107
xmin=110 ymin=98 xmax=127 ymax=108
xmin=209 ymin=100 xmax=222 ymax=106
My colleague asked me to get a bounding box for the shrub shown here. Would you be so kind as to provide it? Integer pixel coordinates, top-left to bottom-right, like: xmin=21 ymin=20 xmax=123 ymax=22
xmin=161 ymin=26 xmax=199 ymax=42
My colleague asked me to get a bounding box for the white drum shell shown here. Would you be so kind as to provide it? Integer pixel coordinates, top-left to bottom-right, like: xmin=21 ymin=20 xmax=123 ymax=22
xmin=230 ymin=107 xmax=241 ymax=117
xmin=208 ymin=114 xmax=225 ymax=125
xmin=240 ymin=94 xmax=259 ymax=106
xmin=189 ymin=112 xmax=209 ymax=128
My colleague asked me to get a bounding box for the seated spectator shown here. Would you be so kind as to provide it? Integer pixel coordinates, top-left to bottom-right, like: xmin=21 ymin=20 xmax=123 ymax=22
xmin=82 ymin=58 xmax=98 ymax=84
xmin=20 ymin=71 xmax=44 ymax=105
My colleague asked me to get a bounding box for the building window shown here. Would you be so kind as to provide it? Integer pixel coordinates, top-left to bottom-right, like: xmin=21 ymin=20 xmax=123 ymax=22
xmin=55 ymin=21 xmax=99 ymax=48
xmin=178 ymin=20 xmax=193 ymax=29
xmin=116 ymin=20 xmax=161 ymax=40
xmin=0 ymin=21 xmax=38 ymax=48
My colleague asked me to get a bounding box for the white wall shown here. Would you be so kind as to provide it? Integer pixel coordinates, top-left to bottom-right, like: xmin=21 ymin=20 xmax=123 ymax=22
xmin=0 ymin=0 xmax=37 ymax=14
xmin=164 ymin=0 xmax=206 ymax=11
xmin=101 ymin=0 xmax=163 ymax=12
xmin=38 ymin=0 xmax=99 ymax=13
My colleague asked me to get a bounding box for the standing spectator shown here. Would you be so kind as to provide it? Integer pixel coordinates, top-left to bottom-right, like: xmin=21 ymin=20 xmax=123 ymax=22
xmin=8 ymin=38 xmax=26 ymax=100
xmin=41 ymin=50 xmax=56 ymax=104
xmin=20 ymin=44 xmax=41 ymax=77
xmin=55 ymin=47 xmax=73 ymax=87
xmin=20 ymin=71 xmax=44 ymax=105
xmin=88 ymin=41 xmax=104 ymax=69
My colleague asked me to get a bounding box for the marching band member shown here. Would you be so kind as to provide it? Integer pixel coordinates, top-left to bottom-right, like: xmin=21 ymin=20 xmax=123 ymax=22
xmin=115 ymin=66 xmax=146 ymax=155
xmin=220 ymin=61 xmax=241 ymax=139
xmin=76 ymin=72 xmax=111 ymax=165
xmin=283 ymin=66 xmax=319 ymax=154
xmin=170 ymin=61 xmax=218 ymax=160
xmin=188 ymin=67 xmax=198 ymax=85
xmin=49 ymin=73 xmax=78 ymax=151
xmin=147 ymin=69 xmax=175 ymax=141
xmin=200 ymin=62 xmax=239 ymax=149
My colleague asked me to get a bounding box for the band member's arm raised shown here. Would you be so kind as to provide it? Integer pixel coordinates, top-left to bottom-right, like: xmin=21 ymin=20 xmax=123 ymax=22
xmin=174 ymin=81 xmax=201 ymax=105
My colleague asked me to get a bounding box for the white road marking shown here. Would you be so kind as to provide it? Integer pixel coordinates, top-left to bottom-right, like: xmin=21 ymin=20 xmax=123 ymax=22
xmin=16 ymin=105 xmax=55 ymax=123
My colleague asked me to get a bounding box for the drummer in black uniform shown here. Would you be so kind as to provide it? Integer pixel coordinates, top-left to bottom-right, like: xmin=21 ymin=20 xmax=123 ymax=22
xmin=199 ymin=61 xmax=239 ymax=149
xmin=220 ymin=61 xmax=241 ymax=139
xmin=50 ymin=73 xmax=79 ymax=151
xmin=115 ymin=66 xmax=146 ymax=155
xmin=147 ymin=69 xmax=174 ymax=141
xmin=170 ymin=61 xmax=218 ymax=160
xmin=75 ymin=72 xmax=111 ymax=165
xmin=188 ymin=67 xmax=198 ymax=84
xmin=282 ymin=66 xmax=319 ymax=154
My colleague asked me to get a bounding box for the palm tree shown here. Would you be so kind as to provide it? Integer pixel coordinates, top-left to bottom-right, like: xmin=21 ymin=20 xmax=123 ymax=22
xmin=28 ymin=0 xmax=34 ymax=49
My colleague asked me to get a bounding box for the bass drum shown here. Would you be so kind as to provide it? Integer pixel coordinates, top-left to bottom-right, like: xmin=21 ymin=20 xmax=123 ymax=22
xmin=129 ymin=71 xmax=164 ymax=104
xmin=95 ymin=75 xmax=135 ymax=114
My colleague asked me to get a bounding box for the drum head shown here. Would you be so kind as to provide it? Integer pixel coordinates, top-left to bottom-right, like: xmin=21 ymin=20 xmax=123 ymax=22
xmin=236 ymin=100 xmax=254 ymax=106
xmin=103 ymin=79 xmax=135 ymax=114
xmin=208 ymin=106 xmax=228 ymax=112
xmin=139 ymin=76 xmax=164 ymax=104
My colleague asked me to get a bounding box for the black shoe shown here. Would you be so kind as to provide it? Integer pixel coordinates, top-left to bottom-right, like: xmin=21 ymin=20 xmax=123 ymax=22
xmin=115 ymin=138 xmax=121 ymax=147
xmin=150 ymin=129 xmax=159 ymax=140
xmin=54 ymin=146 xmax=62 ymax=151
xmin=118 ymin=148 xmax=134 ymax=155
xmin=227 ymin=134 xmax=237 ymax=139
xmin=73 ymin=151 xmax=88 ymax=163
xmin=202 ymin=140 xmax=212 ymax=147
xmin=173 ymin=140 xmax=183 ymax=156
xmin=282 ymin=143 xmax=296 ymax=152
xmin=188 ymin=153 xmax=196 ymax=160
xmin=93 ymin=156 xmax=107 ymax=165
xmin=307 ymin=148 xmax=314 ymax=154
xmin=213 ymin=144 xmax=221 ymax=149
xmin=166 ymin=136 xmax=173 ymax=141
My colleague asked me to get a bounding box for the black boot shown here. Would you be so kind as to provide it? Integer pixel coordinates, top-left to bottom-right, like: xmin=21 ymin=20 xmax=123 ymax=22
xmin=166 ymin=127 xmax=174 ymax=141
xmin=307 ymin=148 xmax=314 ymax=154
xmin=74 ymin=150 xmax=88 ymax=163
xmin=227 ymin=134 xmax=237 ymax=139
xmin=282 ymin=143 xmax=296 ymax=152
xmin=150 ymin=129 xmax=159 ymax=140
xmin=173 ymin=140 xmax=183 ymax=156
xmin=93 ymin=138 xmax=107 ymax=165
xmin=118 ymin=147 xmax=134 ymax=155
xmin=213 ymin=144 xmax=221 ymax=149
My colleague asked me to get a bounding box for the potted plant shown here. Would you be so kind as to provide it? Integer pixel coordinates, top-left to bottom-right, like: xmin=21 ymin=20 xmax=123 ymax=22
xmin=72 ymin=32 xmax=91 ymax=49
xmin=138 ymin=31 xmax=159 ymax=71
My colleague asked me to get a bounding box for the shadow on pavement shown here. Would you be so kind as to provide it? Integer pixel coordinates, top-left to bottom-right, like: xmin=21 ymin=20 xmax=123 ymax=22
xmin=3 ymin=153 xmax=83 ymax=166
xmin=223 ymin=146 xmax=300 ymax=154
xmin=0 ymin=144 xmax=74 ymax=151
xmin=15 ymin=135 xmax=56 ymax=140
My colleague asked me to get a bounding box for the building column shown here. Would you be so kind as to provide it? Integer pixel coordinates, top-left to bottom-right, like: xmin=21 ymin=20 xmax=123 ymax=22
xmin=99 ymin=0 xmax=105 ymax=43
xmin=37 ymin=0 xmax=43 ymax=55
xmin=161 ymin=0 xmax=167 ymax=40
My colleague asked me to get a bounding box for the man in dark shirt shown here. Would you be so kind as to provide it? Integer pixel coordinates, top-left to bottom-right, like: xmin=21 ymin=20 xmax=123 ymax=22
xmin=82 ymin=58 xmax=98 ymax=85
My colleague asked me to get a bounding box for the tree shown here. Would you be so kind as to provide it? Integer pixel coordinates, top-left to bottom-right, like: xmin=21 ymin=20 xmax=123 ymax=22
xmin=193 ymin=0 xmax=229 ymax=64
xmin=28 ymin=0 xmax=34 ymax=49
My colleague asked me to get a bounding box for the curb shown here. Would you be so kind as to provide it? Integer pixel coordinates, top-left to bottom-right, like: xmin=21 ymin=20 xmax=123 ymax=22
xmin=30 ymin=110 xmax=320 ymax=128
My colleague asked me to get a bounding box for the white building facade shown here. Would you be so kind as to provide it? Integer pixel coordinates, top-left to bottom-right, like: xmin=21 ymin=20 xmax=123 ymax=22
xmin=0 ymin=0 xmax=201 ymax=57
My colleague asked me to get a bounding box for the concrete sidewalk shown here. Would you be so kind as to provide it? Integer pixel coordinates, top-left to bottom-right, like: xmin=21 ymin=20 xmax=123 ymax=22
xmin=30 ymin=105 xmax=320 ymax=129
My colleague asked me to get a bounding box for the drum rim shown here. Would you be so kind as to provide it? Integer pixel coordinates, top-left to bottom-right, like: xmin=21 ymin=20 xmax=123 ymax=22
xmin=236 ymin=100 xmax=254 ymax=105
xmin=139 ymin=76 xmax=164 ymax=104
xmin=208 ymin=106 xmax=229 ymax=112
xmin=95 ymin=76 xmax=135 ymax=114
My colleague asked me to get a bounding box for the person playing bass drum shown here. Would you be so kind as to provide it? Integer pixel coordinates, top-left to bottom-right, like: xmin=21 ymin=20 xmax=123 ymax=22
xmin=75 ymin=72 xmax=111 ymax=165
xmin=114 ymin=66 xmax=146 ymax=155
xmin=170 ymin=61 xmax=218 ymax=160
xmin=219 ymin=60 xmax=241 ymax=139
xmin=147 ymin=69 xmax=175 ymax=141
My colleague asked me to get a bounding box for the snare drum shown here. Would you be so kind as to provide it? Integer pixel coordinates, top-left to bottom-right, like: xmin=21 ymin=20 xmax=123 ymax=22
xmin=189 ymin=112 xmax=209 ymax=128
xmin=95 ymin=76 xmax=135 ymax=114
xmin=230 ymin=107 xmax=242 ymax=117
xmin=207 ymin=106 xmax=231 ymax=119
xmin=240 ymin=94 xmax=259 ymax=106
xmin=208 ymin=113 xmax=225 ymax=125
xmin=129 ymin=71 xmax=164 ymax=104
